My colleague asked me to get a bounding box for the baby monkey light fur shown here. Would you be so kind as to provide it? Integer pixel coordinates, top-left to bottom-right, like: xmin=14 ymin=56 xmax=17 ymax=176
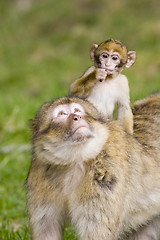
xmin=26 ymin=94 xmax=160 ymax=240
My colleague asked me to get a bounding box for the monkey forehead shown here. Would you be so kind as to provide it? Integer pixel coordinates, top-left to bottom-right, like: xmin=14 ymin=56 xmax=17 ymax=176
xmin=52 ymin=103 xmax=85 ymax=117
xmin=70 ymin=103 xmax=85 ymax=113
xmin=101 ymin=49 xmax=121 ymax=56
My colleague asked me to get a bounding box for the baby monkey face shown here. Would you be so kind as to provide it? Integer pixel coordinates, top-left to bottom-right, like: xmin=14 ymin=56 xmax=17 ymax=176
xmin=99 ymin=49 xmax=121 ymax=75
xmin=52 ymin=103 xmax=93 ymax=142
xmin=91 ymin=39 xmax=136 ymax=77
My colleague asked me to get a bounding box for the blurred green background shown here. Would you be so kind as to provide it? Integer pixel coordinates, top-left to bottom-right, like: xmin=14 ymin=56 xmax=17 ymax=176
xmin=0 ymin=0 xmax=159 ymax=239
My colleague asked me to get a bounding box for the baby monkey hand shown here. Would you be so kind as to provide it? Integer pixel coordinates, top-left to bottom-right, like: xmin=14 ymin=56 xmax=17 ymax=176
xmin=95 ymin=68 xmax=107 ymax=82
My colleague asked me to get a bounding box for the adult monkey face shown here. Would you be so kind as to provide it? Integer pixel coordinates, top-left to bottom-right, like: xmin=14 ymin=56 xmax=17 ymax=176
xmin=52 ymin=102 xmax=93 ymax=142
xmin=31 ymin=97 xmax=108 ymax=165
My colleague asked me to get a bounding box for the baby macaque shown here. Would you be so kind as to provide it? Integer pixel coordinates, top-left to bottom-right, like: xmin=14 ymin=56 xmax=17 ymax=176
xmin=69 ymin=38 xmax=136 ymax=134
xmin=26 ymin=93 xmax=160 ymax=240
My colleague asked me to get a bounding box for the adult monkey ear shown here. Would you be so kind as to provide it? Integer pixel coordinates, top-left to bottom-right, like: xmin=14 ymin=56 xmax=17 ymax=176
xmin=90 ymin=43 xmax=98 ymax=61
xmin=29 ymin=118 xmax=39 ymax=136
xmin=126 ymin=51 xmax=136 ymax=68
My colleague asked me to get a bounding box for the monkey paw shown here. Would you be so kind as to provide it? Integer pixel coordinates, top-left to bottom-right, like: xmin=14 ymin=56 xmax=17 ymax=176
xmin=95 ymin=68 xmax=107 ymax=82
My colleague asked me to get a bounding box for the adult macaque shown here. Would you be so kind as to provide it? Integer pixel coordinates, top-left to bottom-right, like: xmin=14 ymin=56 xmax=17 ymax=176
xmin=26 ymin=93 xmax=160 ymax=240
xmin=69 ymin=38 xmax=136 ymax=134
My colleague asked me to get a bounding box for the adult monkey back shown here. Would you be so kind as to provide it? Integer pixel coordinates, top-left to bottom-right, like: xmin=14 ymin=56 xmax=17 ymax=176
xmin=26 ymin=93 xmax=160 ymax=240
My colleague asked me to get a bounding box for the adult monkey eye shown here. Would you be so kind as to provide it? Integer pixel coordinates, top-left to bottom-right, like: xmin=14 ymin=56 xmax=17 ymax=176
xmin=74 ymin=108 xmax=81 ymax=114
xmin=58 ymin=111 xmax=68 ymax=116
xmin=112 ymin=55 xmax=119 ymax=61
xmin=102 ymin=53 xmax=108 ymax=58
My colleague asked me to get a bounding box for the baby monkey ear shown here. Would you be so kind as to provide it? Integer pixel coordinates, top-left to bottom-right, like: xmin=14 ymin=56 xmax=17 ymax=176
xmin=126 ymin=51 xmax=136 ymax=68
xmin=90 ymin=43 xmax=98 ymax=61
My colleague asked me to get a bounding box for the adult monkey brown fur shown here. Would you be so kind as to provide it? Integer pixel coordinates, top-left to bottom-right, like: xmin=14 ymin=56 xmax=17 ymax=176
xmin=70 ymin=38 xmax=136 ymax=134
xmin=26 ymin=93 xmax=160 ymax=240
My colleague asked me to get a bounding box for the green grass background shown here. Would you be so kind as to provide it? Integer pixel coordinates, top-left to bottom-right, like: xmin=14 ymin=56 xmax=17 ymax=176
xmin=0 ymin=0 xmax=159 ymax=239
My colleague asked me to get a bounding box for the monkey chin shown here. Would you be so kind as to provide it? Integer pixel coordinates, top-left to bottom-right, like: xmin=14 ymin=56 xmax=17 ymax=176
xmin=71 ymin=126 xmax=93 ymax=142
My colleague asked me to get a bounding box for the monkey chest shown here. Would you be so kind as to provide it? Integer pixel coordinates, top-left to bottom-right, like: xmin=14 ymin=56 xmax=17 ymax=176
xmin=87 ymin=80 xmax=120 ymax=118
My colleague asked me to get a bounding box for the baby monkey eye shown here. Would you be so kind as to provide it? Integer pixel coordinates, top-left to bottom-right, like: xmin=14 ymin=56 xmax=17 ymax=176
xmin=102 ymin=53 xmax=108 ymax=58
xmin=112 ymin=55 xmax=119 ymax=61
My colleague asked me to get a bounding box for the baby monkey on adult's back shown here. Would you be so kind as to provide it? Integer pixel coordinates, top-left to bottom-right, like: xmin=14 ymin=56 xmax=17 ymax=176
xmin=69 ymin=38 xmax=136 ymax=134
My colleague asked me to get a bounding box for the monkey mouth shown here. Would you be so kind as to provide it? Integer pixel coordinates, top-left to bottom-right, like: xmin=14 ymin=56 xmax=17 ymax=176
xmin=102 ymin=66 xmax=114 ymax=75
xmin=105 ymin=69 xmax=114 ymax=75
xmin=71 ymin=126 xmax=93 ymax=141
xmin=107 ymin=70 xmax=113 ymax=74
xmin=72 ymin=126 xmax=90 ymax=135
